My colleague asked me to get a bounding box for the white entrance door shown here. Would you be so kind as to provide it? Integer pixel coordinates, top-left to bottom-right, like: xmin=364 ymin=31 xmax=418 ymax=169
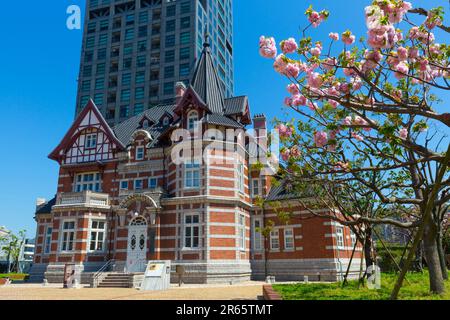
xmin=126 ymin=217 xmax=148 ymax=273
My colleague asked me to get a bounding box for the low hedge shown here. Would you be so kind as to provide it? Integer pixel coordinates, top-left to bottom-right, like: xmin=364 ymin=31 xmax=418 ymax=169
xmin=0 ymin=274 xmax=29 ymax=281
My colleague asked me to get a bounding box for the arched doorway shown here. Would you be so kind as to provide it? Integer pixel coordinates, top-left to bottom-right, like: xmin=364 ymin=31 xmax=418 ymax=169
xmin=126 ymin=216 xmax=148 ymax=273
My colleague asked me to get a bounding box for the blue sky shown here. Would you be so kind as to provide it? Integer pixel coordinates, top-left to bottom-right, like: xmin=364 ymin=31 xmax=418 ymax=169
xmin=0 ymin=0 xmax=448 ymax=235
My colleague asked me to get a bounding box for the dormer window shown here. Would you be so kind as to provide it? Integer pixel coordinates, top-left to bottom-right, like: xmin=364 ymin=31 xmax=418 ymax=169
xmin=85 ymin=134 xmax=97 ymax=149
xmin=136 ymin=146 xmax=145 ymax=161
xmin=163 ymin=117 xmax=170 ymax=126
xmin=188 ymin=111 xmax=198 ymax=130
xmin=143 ymin=120 xmax=149 ymax=128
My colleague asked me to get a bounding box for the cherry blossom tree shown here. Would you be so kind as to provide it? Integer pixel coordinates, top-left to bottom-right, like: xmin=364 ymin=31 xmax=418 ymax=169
xmin=260 ymin=0 xmax=449 ymax=297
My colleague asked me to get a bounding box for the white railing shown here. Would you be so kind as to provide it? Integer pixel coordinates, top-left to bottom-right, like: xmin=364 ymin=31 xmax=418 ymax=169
xmin=56 ymin=191 xmax=110 ymax=208
xmin=92 ymin=259 xmax=116 ymax=288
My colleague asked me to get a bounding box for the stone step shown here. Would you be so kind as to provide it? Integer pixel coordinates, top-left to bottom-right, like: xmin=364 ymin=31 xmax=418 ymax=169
xmin=98 ymin=284 xmax=130 ymax=288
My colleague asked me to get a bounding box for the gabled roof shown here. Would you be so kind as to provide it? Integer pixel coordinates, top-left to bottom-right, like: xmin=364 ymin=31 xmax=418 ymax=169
xmin=190 ymin=41 xmax=226 ymax=114
xmin=112 ymin=104 xmax=177 ymax=146
xmin=202 ymin=114 xmax=244 ymax=129
xmin=224 ymin=96 xmax=248 ymax=115
xmin=49 ymin=99 xmax=126 ymax=161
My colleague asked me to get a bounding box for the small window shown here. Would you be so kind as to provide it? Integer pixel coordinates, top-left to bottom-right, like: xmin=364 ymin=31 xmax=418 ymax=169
xmin=136 ymin=146 xmax=145 ymax=161
xmin=188 ymin=111 xmax=198 ymax=130
xmin=252 ymin=180 xmax=259 ymax=197
xmin=163 ymin=117 xmax=170 ymax=126
xmin=350 ymin=231 xmax=357 ymax=247
xmin=253 ymin=220 xmax=263 ymax=251
xmin=120 ymin=180 xmax=129 ymax=190
xmin=336 ymin=227 xmax=345 ymax=248
xmin=89 ymin=220 xmax=106 ymax=252
xmin=184 ymin=214 xmax=200 ymax=249
xmin=44 ymin=227 xmax=53 ymax=254
xmin=185 ymin=162 xmax=200 ymax=188
xmin=148 ymin=178 xmax=158 ymax=189
xmin=61 ymin=221 xmax=76 ymax=252
xmin=284 ymin=229 xmax=295 ymax=250
xmin=134 ymin=179 xmax=144 ymax=190
xmin=85 ymin=134 xmax=97 ymax=149
xmin=75 ymin=173 xmax=101 ymax=192
xmin=238 ymin=214 xmax=246 ymax=250
xmin=270 ymin=230 xmax=279 ymax=251
xmin=237 ymin=163 xmax=245 ymax=193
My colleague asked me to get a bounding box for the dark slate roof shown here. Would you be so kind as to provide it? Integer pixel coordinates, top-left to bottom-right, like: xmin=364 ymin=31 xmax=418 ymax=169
xmin=202 ymin=114 xmax=244 ymax=128
xmin=35 ymin=197 xmax=56 ymax=215
xmin=112 ymin=104 xmax=177 ymax=146
xmin=266 ymin=181 xmax=302 ymax=202
xmin=224 ymin=96 xmax=247 ymax=115
xmin=191 ymin=42 xmax=226 ymax=114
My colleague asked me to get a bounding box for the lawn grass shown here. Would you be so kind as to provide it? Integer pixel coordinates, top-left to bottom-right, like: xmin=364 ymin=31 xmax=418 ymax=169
xmin=273 ymin=272 xmax=450 ymax=300
xmin=0 ymin=273 xmax=29 ymax=281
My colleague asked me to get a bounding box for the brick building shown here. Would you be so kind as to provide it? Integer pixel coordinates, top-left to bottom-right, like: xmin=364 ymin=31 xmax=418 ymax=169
xmin=31 ymin=42 xmax=362 ymax=285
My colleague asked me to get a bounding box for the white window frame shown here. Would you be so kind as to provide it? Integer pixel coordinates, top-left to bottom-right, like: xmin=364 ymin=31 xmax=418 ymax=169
xmin=60 ymin=220 xmax=76 ymax=253
xmin=238 ymin=214 xmax=246 ymax=251
xmin=284 ymin=228 xmax=295 ymax=251
xmin=252 ymin=179 xmax=260 ymax=197
xmin=185 ymin=162 xmax=200 ymax=189
xmin=148 ymin=178 xmax=158 ymax=189
xmin=89 ymin=220 xmax=106 ymax=253
xmin=74 ymin=172 xmax=102 ymax=193
xmin=237 ymin=162 xmax=245 ymax=193
xmin=120 ymin=180 xmax=129 ymax=190
xmin=183 ymin=214 xmax=200 ymax=249
xmin=270 ymin=230 xmax=280 ymax=251
xmin=253 ymin=219 xmax=263 ymax=251
xmin=336 ymin=226 xmax=345 ymax=249
xmin=85 ymin=134 xmax=97 ymax=149
xmin=134 ymin=179 xmax=144 ymax=190
xmin=187 ymin=111 xmax=199 ymax=130
xmin=350 ymin=230 xmax=357 ymax=247
xmin=44 ymin=226 xmax=53 ymax=255
xmin=136 ymin=146 xmax=145 ymax=161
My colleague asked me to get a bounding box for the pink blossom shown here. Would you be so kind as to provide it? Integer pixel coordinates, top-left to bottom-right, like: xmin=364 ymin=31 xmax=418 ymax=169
xmin=310 ymin=47 xmax=321 ymax=57
xmin=322 ymin=57 xmax=337 ymax=71
xmin=329 ymin=33 xmax=339 ymax=41
xmin=287 ymin=83 xmax=300 ymax=95
xmin=285 ymin=63 xmax=300 ymax=78
xmin=281 ymin=38 xmax=298 ymax=54
xmin=328 ymin=100 xmax=339 ymax=109
xmin=342 ymin=31 xmax=356 ymax=45
xmin=314 ymin=131 xmax=328 ymax=147
xmin=307 ymin=10 xmax=328 ymax=28
xmin=397 ymin=47 xmax=408 ymax=61
xmin=353 ymin=116 xmax=368 ymax=127
xmin=292 ymin=94 xmax=307 ymax=106
xmin=343 ymin=116 xmax=352 ymax=126
xmin=273 ymin=55 xmax=288 ymax=74
xmin=290 ymin=146 xmax=301 ymax=158
xmin=351 ymin=132 xmax=364 ymax=142
xmin=425 ymin=11 xmax=443 ymax=30
xmin=281 ymin=149 xmax=291 ymax=162
xmin=284 ymin=97 xmax=293 ymax=107
xmin=399 ymin=128 xmax=408 ymax=139
xmin=394 ymin=62 xmax=409 ymax=79
xmin=307 ymin=72 xmax=324 ymax=89
xmin=277 ymin=124 xmax=293 ymax=138
xmin=259 ymin=36 xmax=277 ymax=59
xmin=367 ymin=24 xmax=399 ymax=49
xmin=335 ymin=161 xmax=350 ymax=171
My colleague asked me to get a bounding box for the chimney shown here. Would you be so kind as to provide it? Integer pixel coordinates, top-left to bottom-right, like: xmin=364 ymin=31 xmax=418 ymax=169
xmin=36 ymin=198 xmax=46 ymax=209
xmin=175 ymin=82 xmax=187 ymax=105
xmin=253 ymin=114 xmax=267 ymax=131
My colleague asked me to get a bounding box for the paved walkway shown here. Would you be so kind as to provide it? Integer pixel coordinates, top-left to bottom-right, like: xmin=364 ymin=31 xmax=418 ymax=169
xmin=0 ymin=282 xmax=265 ymax=300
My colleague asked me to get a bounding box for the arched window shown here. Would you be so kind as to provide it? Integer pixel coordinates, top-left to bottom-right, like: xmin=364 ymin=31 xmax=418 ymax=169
xmin=187 ymin=111 xmax=198 ymax=130
xmin=130 ymin=216 xmax=147 ymax=226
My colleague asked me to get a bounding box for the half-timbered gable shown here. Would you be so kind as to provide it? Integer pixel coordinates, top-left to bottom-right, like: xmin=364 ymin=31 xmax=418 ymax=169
xmin=49 ymin=100 xmax=125 ymax=165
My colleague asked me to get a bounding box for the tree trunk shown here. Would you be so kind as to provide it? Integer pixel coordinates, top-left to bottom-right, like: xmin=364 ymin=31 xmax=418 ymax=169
xmin=423 ymin=221 xmax=445 ymax=294
xmin=364 ymin=229 xmax=375 ymax=269
xmin=436 ymin=229 xmax=448 ymax=280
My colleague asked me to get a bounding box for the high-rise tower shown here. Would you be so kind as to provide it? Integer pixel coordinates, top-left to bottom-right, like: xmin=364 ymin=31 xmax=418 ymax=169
xmin=76 ymin=0 xmax=234 ymax=125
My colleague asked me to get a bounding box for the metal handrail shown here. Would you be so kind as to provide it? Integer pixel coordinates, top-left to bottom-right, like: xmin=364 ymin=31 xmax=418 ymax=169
xmin=92 ymin=259 xmax=115 ymax=288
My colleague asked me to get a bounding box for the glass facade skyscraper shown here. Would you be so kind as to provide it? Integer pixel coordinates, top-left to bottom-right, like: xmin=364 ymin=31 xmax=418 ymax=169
xmin=76 ymin=0 xmax=234 ymax=125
